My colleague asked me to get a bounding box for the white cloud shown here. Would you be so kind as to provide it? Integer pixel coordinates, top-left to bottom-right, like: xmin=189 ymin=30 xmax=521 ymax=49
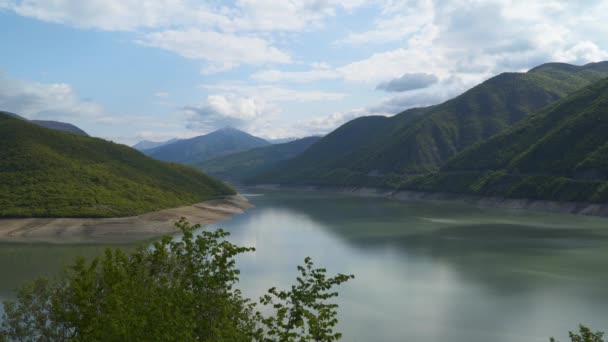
xmin=0 ymin=74 xmax=109 ymax=122
xmin=337 ymin=0 xmax=435 ymax=45
xmin=203 ymin=84 xmax=346 ymax=102
xmin=139 ymin=29 xmax=291 ymax=72
xmin=5 ymin=0 xmax=228 ymax=31
xmin=184 ymin=94 xmax=279 ymax=134
xmin=3 ymin=0 xmax=369 ymax=32
xmin=554 ymin=41 xmax=608 ymax=65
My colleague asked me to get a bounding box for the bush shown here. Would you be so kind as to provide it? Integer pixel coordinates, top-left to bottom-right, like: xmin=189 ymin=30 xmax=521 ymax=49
xmin=551 ymin=325 xmax=606 ymax=342
xmin=0 ymin=219 xmax=353 ymax=341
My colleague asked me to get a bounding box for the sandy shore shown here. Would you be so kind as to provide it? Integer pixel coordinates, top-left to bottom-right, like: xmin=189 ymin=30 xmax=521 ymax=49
xmin=0 ymin=195 xmax=252 ymax=244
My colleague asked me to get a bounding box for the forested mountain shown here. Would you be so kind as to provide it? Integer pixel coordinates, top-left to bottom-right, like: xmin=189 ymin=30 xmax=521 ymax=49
xmin=401 ymin=77 xmax=608 ymax=203
xmin=252 ymin=62 xmax=608 ymax=186
xmin=197 ymin=136 xmax=321 ymax=181
xmin=144 ymin=127 xmax=270 ymax=165
xmin=0 ymin=113 xmax=234 ymax=218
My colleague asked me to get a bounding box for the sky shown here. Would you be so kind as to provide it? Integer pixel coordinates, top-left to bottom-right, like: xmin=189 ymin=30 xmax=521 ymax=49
xmin=1 ymin=0 xmax=608 ymax=145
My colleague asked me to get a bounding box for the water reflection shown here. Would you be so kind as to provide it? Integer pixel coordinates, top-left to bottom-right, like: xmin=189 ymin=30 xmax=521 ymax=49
xmin=208 ymin=190 xmax=608 ymax=342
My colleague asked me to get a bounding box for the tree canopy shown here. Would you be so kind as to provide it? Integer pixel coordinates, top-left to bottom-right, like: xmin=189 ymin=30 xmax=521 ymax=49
xmin=0 ymin=219 xmax=354 ymax=341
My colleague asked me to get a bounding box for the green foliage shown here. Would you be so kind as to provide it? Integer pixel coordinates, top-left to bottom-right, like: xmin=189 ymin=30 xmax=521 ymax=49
xmin=258 ymin=257 xmax=354 ymax=342
xmin=253 ymin=62 xmax=608 ymax=186
xmin=0 ymin=219 xmax=353 ymax=341
xmin=551 ymin=325 xmax=606 ymax=342
xmin=402 ymin=77 xmax=608 ymax=203
xmin=197 ymin=137 xmax=321 ymax=181
xmin=0 ymin=113 xmax=235 ymax=218
xmin=145 ymin=127 xmax=270 ymax=165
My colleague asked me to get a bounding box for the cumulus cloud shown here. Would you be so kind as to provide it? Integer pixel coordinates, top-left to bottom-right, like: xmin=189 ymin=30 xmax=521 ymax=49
xmin=0 ymin=74 xmax=109 ymax=122
xmin=183 ymin=94 xmax=279 ymax=133
xmin=376 ymin=73 xmax=438 ymax=92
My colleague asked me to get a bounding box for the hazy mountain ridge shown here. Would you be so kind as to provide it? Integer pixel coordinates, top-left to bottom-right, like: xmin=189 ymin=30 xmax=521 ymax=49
xmin=144 ymin=127 xmax=270 ymax=165
xmin=196 ymin=136 xmax=322 ymax=181
xmin=252 ymin=62 xmax=608 ymax=186
xmin=133 ymin=138 xmax=181 ymax=151
xmin=0 ymin=113 xmax=234 ymax=218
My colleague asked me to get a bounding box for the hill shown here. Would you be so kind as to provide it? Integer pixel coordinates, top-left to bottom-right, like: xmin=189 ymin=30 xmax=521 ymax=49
xmin=133 ymin=138 xmax=180 ymax=151
xmin=196 ymin=136 xmax=321 ymax=181
xmin=0 ymin=113 xmax=235 ymax=218
xmin=30 ymin=120 xmax=89 ymax=136
xmin=401 ymin=77 xmax=608 ymax=203
xmin=145 ymin=128 xmax=270 ymax=165
xmin=0 ymin=110 xmax=88 ymax=136
xmin=252 ymin=61 xmax=608 ymax=186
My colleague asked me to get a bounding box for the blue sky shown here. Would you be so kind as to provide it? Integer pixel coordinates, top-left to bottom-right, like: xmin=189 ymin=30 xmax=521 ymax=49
xmin=1 ymin=0 xmax=608 ymax=145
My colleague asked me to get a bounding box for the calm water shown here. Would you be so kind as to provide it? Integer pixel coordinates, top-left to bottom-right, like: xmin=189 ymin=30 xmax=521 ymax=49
xmin=2 ymin=190 xmax=608 ymax=341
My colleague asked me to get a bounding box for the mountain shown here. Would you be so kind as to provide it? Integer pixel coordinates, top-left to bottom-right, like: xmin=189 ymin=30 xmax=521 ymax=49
xmin=0 ymin=110 xmax=88 ymax=136
xmin=401 ymin=77 xmax=608 ymax=203
xmin=0 ymin=110 xmax=24 ymax=120
xmin=133 ymin=138 xmax=180 ymax=151
xmin=0 ymin=112 xmax=234 ymax=218
xmin=196 ymin=136 xmax=322 ymax=181
xmin=30 ymin=120 xmax=89 ymax=136
xmin=144 ymin=127 xmax=271 ymax=165
xmin=267 ymin=137 xmax=299 ymax=144
xmin=252 ymin=61 xmax=608 ymax=186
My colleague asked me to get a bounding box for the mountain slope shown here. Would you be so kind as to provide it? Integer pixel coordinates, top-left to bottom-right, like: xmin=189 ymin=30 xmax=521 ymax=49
xmin=0 ymin=110 xmax=88 ymax=136
xmin=0 ymin=113 xmax=234 ymax=218
xmin=401 ymin=77 xmax=608 ymax=203
xmin=145 ymin=128 xmax=270 ymax=165
xmin=196 ymin=136 xmax=321 ymax=181
xmin=253 ymin=61 xmax=608 ymax=186
xmin=30 ymin=120 xmax=89 ymax=136
xmin=133 ymin=138 xmax=180 ymax=151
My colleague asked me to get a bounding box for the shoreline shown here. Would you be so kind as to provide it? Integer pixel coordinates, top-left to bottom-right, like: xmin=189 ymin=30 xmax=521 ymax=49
xmin=248 ymin=184 xmax=608 ymax=218
xmin=0 ymin=195 xmax=252 ymax=244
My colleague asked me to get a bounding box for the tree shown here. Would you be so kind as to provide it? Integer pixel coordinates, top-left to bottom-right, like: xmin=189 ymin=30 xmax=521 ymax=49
xmin=0 ymin=219 xmax=353 ymax=341
xmin=551 ymin=325 xmax=606 ymax=342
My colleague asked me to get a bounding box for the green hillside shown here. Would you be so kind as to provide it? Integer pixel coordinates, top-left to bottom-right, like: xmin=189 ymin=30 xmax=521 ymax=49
xmin=0 ymin=113 xmax=235 ymax=218
xmin=145 ymin=127 xmax=270 ymax=165
xmin=197 ymin=136 xmax=321 ymax=181
xmin=252 ymin=62 xmax=608 ymax=186
xmin=401 ymin=77 xmax=608 ymax=203
xmin=0 ymin=110 xmax=88 ymax=136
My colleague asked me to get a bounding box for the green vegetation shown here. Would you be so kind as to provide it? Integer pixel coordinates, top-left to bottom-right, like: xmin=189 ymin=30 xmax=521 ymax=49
xmin=0 ymin=113 xmax=235 ymax=218
xmin=145 ymin=127 xmax=270 ymax=165
xmin=551 ymin=325 xmax=606 ymax=342
xmin=0 ymin=219 xmax=353 ymax=341
xmin=197 ymin=136 xmax=321 ymax=181
xmin=401 ymin=77 xmax=608 ymax=203
xmin=252 ymin=62 xmax=608 ymax=186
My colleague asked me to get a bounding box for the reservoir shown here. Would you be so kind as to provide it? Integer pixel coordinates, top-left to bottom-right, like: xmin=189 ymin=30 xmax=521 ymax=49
xmin=2 ymin=190 xmax=608 ymax=341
